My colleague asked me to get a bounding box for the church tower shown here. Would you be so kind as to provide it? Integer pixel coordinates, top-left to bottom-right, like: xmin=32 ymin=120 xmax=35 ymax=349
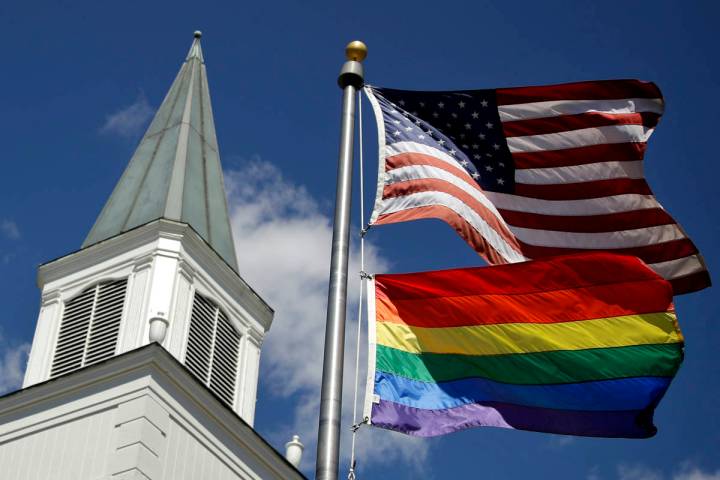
xmin=0 ymin=33 xmax=303 ymax=480
xmin=23 ymin=31 xmax=270 ymax=425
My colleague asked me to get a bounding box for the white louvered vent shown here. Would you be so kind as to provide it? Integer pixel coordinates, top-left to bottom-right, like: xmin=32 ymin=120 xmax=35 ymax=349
xmin=185 ymin=293 xmax=241 ymax=406
xmin=51 ymin=278 xmax=127 ymax=378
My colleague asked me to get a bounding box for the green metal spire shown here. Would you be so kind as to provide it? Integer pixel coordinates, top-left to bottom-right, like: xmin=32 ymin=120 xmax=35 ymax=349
xmin=84 ymin=32 xmax=239 ymax=272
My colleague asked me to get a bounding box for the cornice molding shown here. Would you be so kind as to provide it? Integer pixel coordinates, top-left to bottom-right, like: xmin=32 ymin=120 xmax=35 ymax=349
xmin=40 ymin=290 xmax=62 ymax=307
xmin=38 ymin=220 xmax=182 ymax=286
xmin=0 ymin=345 xmax=305 ymax=480
xmin=37 ymin=220 xmax=273 ymax=331
xmin=133 ymin=253 xmax=155 ymax=272
xmin=246 ymin=327 xmax=264 ymax=346
xmin=177 ymin=258 xmax=196 ymax=283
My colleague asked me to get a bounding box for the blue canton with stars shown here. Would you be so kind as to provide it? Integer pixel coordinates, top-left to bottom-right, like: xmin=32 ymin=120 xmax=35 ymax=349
xmin=370 ymin=87 xmax=515 ymax=193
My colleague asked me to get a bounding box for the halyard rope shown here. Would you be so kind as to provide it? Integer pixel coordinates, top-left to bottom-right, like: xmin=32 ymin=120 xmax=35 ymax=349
xmin=348 ymin=89 xmax=366 ymax=480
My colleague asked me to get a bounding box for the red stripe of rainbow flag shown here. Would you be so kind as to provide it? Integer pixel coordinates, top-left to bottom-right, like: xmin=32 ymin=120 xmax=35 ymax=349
xmin=365 ymin=253 xmax=683 ymax=438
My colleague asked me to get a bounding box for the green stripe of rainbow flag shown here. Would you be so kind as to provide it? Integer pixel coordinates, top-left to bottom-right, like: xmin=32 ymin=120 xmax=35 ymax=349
xmin=376 ymin=343 xmax=683 ymax=385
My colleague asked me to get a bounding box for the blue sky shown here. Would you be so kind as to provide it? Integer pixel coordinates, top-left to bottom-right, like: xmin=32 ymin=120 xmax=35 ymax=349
xmin=1 ymin=1 xmax=719 ymax=479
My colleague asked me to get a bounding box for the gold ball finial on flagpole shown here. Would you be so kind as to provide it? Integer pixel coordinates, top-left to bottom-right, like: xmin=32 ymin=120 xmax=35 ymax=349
xmin=345 ymin=41 xmax=368 ymax=62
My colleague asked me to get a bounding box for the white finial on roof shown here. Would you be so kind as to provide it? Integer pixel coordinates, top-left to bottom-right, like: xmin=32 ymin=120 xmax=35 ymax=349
xmin=285 ymin=435 xmax=304 ymax=468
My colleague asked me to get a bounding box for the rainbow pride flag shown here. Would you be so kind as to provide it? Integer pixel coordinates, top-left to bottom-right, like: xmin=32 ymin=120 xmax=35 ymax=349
xmin=364 ymin=253 xmax=684 ymax=438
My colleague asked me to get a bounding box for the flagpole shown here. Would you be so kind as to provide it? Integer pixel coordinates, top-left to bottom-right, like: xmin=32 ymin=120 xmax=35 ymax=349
xmin=316 ymin=41 xmax=367 ymax=480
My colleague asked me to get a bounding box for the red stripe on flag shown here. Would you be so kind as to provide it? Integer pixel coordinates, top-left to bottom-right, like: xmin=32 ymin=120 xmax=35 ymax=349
xmin=375 ymin=276 xmax=673 ymax=328
xmin=385 ymin=152 xmax=475 ymax=185
xmin=382 ymin=179 xmax=520 ymax=253
xmin=375 ymin=205 xmax=513 ymax=265
xmin=669 ymin=270 xmax=712 ymax=295
xmin=502 ymin=112 xmax=661 ymax=138
xmin=512 ymin=143 xmax=647 ymax=169
xmin=498 ymin=208 xmax=676 ymax=233
xmin=514 ymin=179 xmax=653 ymax=200
xmin=496 ymin=80 xmax=662 ymax=105
xmin=518 ymin=238 xmax=698 ymax=265
xmin=375 ymin=252 xmax=664 ymax=298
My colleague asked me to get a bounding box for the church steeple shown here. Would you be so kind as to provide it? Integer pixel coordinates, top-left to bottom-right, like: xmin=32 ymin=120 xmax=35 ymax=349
xmin=23 ymin=34 xmax=272 ymax=426
xmin=84 ymin=31 xmax=238 ymax=272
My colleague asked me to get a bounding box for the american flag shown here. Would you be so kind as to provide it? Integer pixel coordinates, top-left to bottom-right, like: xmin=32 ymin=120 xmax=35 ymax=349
xmin=365 ymin=80 xmax=710 ymax=294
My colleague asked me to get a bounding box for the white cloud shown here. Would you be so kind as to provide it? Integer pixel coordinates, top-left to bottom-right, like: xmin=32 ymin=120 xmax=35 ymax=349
xmin=0 ymin=335 xmax=30 ymax=394
xmin=226 ymin=159 xmax=429 ymax=474
xmin=1 ymin=219 xmax=20 ymax=240
xmin=586 ymin=465 xmax=601 ymax=480
xmin=100 ymin=93 xmax=154 ymax=138
xmin=674 ymin=465 xmax=720 ymax=480
xmin=613 ymin=463 xmax=720 ymax=480
xmin=546 ymin=434 xmax=575 ymax=449
xmin=618 ymin=464 xmax=663 ymax=480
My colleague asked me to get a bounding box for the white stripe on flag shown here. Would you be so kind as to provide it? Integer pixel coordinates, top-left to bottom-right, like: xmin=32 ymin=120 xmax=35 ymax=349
xmin=384 ymin=141 xmax=461 ymax=169
xmin=486 ymin=192 xmax=662 ymax=216
xmin=509 ymin=223 xmax=686 ymax=249
xmin=498 ymin=98 xmax=664 ymax=122
xmin=515 ymin=160 xmax=645 ymax=185
xmin=648 ymin=255 xmax=705 ymax=280
xmin=385 ymin=165 xmax=506 ymax=221
xmin=379 ymin=191 xmax=526 ymax=263
xmin=507 ymin=125 xmax=654 ymax=153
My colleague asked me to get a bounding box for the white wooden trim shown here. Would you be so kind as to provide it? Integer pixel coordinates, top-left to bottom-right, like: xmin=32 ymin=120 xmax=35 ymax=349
xmin=178 ymin=283 xmax=197 ymax=365
xmin=60 ymin=271 xmax=133 ymax=303
xmin=2 ymin=346 xmax=304 ymax=480
xmin=25 ymin=220 xmax=270 ymax=424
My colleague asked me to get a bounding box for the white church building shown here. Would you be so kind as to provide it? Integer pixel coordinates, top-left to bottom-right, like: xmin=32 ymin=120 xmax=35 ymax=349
xmin=0 ymin=32 xmax=305 ymax=480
